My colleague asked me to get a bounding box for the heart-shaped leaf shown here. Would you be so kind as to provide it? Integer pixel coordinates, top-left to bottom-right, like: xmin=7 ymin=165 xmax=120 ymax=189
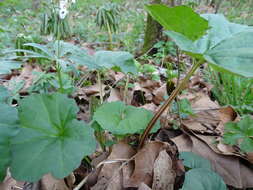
xmin=179 ymin=152 xmax=211 ymax=169
xmin=181 ymin=168 xmax=226 ymax=190
xmin=93 ymin=101 xmax=160 ymax=135
xmin=145 ymin=5 xmax=209 ymax=41
xmin=0 ymin=86 xmax=10 ymax=104
xmin=10 ymin=93 xmax=96 ymax=182
xmin=0 ymin=103 xmax=19 ymax=181
xmin=0 ymin=59 xmax=22 ymax=75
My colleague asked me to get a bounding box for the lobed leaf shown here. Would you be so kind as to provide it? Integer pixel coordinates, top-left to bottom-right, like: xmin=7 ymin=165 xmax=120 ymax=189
xmin=10 ymin=93 xmax=96 ymax=182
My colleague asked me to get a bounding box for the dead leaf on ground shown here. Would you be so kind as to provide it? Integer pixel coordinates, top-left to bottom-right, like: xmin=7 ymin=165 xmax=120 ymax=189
xmin=152 ymin=150 xmax=176 ymax=190
xmin=91 ymin=142 xmax=136 ymax=190
xmin=125 ymin=141 xmax=181 ymax=189
xmin=172 ymin=134 xmax=253 ymax=189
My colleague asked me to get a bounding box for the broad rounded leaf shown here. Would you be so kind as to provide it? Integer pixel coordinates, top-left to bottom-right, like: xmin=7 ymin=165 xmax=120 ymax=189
xmin=146 ymin=5 xmax=209 ymax=41
xmin=94 ymin=51 xmax=137 ymax=74
xmin=93 ymin=101 xmax=160 ymax=135
xmin=181 ymin=168 xmax=226 ymax=190
xmin=165 ymin=14 xmax=250 ymax=54
xmin=0 ymin=103 xmax=19 ymax=181
xmin=205 ymin=31 xmax=253 ymax=77
xmin=10 ymin=93 xmax=96 ymax=182
xmin=179 ymin=152 xmax=211 ymax=169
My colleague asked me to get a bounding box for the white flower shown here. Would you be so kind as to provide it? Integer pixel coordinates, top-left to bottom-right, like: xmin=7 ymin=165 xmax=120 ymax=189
xmin=59 ymin=8 xmax=68 ymax=19
xmin=59 ymin=0 xmax=68 ymax=9
xmin=71 ymin=0 xmax=76 ymax=3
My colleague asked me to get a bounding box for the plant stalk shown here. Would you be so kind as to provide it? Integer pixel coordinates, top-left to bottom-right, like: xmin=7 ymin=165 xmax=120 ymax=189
xmin=138 ymin=61 xmax=202 ymax=149
xmin=97 ymin=71 xmax=103 ymax=104
xmin=123 ymin=74 xmax=130 ymax=104
xmin=56 ymin=40 xmax=64 ymax=92
xmin=106 ymin=21 xmax=113 ymax=50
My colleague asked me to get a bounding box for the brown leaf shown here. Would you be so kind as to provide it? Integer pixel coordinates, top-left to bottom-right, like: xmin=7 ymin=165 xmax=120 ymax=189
xmin=138 ymin=183 xmax=152 ymax=190
xmin=92 ymin=142 xmax=136 ymax=190
xmin=172 ymin=134 xmax=253 ymax=188
xmin=107 ymin=88 xmax=122 ymax=102
xmin=152 ymin=84 xmax=166 ymax=105
xmin=152 ymin=150 xmax=176 ymax=190
xmin=40 ymin=174 xmax=74 ymax=190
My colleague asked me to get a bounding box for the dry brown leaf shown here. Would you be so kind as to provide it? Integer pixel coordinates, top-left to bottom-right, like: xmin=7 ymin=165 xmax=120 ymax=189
xmin=152 ymin=84 xmax=166 ymax=105
xmin=138 ymin=183 xmax=152 ymax=190
xmin=82 ymin=83 xmax=106 ymax=96
xmin=152 ymin=150 xmax=175 ymax=190
xmin=40 ymin=174 xmax=74 ymax=190
xmin=91 ymin=142 xmax=136 ymax=190
xmin=172 ymin=134 xmax=253 ymax=188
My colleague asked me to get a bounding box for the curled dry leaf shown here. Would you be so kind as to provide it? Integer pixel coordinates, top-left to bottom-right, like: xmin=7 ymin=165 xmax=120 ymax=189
xmin=91 ymin=142 xmax=136 ymax=190
xmin=152 ymin=84 xmax=167 ymax=105
xmin=172 ymin=134 xmax=253 ymax=189
xmin=125 ymin=141 xmax=181 ymax=189
xmin=152 ymin=150 xmax=176 ymax=190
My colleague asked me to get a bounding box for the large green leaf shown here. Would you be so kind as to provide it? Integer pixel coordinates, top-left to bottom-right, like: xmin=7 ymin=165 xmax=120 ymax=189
xmin=165 ymin=14 xmax=250 ymax=54
xmin=145 ymin=5 xmax=209 ymax=41
xmin=204 ymin=31 xmax=253 ymax=77
xmin=94 ymin=51 xmax=137 ymax=74
xmin=181 ymin=168 xmax=226 ymax=190
xmin=10 ymin=93 xmax=96 ymax=182
xmin=0 ymin=103 xmax=19 ymax=181
xmin=179 ymin=152 xmax=211 ymax=169
xmin=93 ymin=101 xmax=160 ymax=135
xmin=164 ymin=14 xmax=253 ymax=77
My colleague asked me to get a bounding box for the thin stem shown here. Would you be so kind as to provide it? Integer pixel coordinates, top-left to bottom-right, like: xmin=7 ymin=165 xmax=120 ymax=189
xmin=106 ymin=21 xmax=113 ymax=50
xmin=97 ymin=71 xmax=103 ymax=104
xmin=123 ymin=74 xmax=130 ymax=104
xmin=56 ymin=40 xmax=64 ymax=92
xmin=138 ymin=61 xmax=202 ymax=149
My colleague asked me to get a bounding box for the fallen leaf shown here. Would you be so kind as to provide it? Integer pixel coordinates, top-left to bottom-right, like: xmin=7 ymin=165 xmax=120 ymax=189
xmin=172 ymin=134 xmax=253 ymax=188
xmin=152 ymin=150 xmax=176 ymax=190
xmin=91 ymin=142 xmax=136 ymax=190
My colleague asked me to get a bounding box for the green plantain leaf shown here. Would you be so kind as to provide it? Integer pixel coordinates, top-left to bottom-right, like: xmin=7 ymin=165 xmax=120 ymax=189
xmin=181 ymin=168 xmax=226 ymax=190
xmin=10 ymin=93 xmax=96 ymax=182
xmin=179 ymin=152 xmax=211 ymax=169
xmin=223 ymin=115 xmax=253 ymax=152
xmin=145 ymin=5 xmax=209 ymax=41
xmin=93 ymin=101 xmax=160 ymax=135
xmin=0 ymin=103 xmax=19 ymax=181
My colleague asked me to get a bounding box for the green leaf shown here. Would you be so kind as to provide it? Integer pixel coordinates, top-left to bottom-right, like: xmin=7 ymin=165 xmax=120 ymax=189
xmin=0 ymin=103 xmax=19 ymax=181
xmin=145 ymin=5 xmax=209 ymax=41
xmin=204 ymin=30 xmax=253 ymax=77
xmin=165 ymin=14 xmax=250 ymax=54
xmin=93 ymin=101 xmax=160 ymax=135
xmin=179 ymin=152 xmax=211 ymax=169
xmin=0 ymin=86 xmax=10 ymax=104
xmin=223 ymin=115 xmax=253 ymax=152
xmin=181 ymin=168 xmax=226 ymax=190
xmin=94 ymin=51 xmax=137 ymax=74
xmin=10 ymin=93 xmax=96 ymax=182
xmin=0 ymin=60 xmax=22 ymax=75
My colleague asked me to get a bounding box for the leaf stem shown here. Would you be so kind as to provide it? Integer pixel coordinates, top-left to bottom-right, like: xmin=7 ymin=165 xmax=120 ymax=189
xmin=97 ymin=71 xmax=103 ymax=104
xmin=123 ymin=74 xmax=130 ymax=104
xmin=138 ymin=60 xmax=202 ymax=149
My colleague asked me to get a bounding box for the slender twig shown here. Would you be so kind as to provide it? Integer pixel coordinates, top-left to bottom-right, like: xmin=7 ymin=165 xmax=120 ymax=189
xmin=123 ymin=74 xmax=130 ymax=104
xmin=97 ymin=71 xmax=103 ymax=104
xmin=139 ymin=61 xmax=202 ymax=149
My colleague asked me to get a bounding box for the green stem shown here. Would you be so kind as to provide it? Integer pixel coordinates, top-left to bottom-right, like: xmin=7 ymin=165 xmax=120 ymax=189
xmin=138 ymin=61 xmax=202 ymax=149
xmin=106 ymin=21 xmax=113 ymax=50
xmin=97 ymin=71 xmax=103 ymax=104
xmin=123 ymin=74 xmax=130 ymax=104
xmin=56 ymin=40 xmax=64 ymax=93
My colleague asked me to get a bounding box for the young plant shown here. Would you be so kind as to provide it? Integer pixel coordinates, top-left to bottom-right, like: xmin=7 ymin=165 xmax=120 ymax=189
xmin=139 ymin=5 xmax=253 ymax=148
xmin=40 ymin=0 xmax=75 ymax=40
xmin=95 ymin=3 xmax=120 ymax=49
